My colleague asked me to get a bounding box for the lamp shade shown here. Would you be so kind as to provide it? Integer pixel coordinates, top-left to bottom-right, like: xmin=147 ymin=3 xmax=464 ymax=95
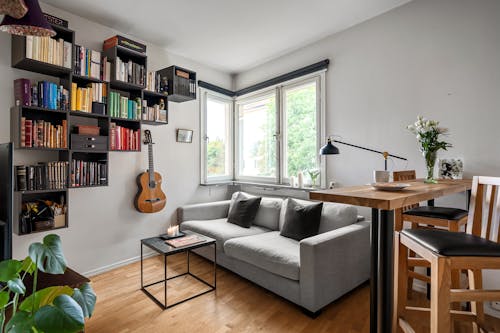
xmin=319 ymin=138 xmax=340 ymax=155
xmin=0 ymin=0 xmax=55 ymax=37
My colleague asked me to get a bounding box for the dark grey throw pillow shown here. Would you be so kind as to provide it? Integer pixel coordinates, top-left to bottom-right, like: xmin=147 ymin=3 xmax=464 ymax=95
xmin=227 ymin=196 xmax=262 ymax=228
xmin=280 ymin=199 xmax=323 ymax=241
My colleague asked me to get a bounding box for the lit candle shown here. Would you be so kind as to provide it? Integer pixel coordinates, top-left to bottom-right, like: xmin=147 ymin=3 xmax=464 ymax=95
xmin=167 ymin=225 xmax=179 ymax=236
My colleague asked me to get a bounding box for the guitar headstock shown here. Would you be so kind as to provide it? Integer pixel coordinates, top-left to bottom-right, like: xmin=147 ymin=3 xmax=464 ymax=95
xmin=144 ymin=130 xmax=154 ymax=145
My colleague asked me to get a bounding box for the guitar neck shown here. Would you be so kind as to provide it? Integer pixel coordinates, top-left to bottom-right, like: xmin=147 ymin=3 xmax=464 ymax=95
xmin=148 ymin=143 xmax=154 ymax=183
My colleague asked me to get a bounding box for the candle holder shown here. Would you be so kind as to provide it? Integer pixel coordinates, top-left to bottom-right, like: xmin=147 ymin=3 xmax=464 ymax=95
xmin=159 ymin=225 xmax=185 ymax=240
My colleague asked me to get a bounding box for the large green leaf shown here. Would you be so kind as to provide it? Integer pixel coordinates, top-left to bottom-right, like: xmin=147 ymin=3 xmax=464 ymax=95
xmin=7 ymin=278 xmax=25 ymax=295
xmin=21 ymin=256 xmax=36 ymax=275
xmin=0 ymin=291 xmax=9 ymax=308
xmin=28 ymin=235 xmax=67 ymax=274
xmin=34 ymin=295 xmax=84 ymax=333
xmin=19 ymin=286 xmax=73 ymax=312
xmin=0 ymin=260 xmax=22 ymax=282
xmin=71 ymin=283 xmax=96 ymax=318
xmin=5 ymin=311 xmax=35 ymax=333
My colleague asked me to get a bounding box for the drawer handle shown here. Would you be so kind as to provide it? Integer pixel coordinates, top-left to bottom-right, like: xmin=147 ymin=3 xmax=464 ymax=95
xmin=86 ymin=144 xmax=95 ymax=148
xmin=87 ymin=137 xmax=96 ymax=141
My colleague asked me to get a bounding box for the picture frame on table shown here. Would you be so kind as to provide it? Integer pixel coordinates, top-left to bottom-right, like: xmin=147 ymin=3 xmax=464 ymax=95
xmin=176 ymin=129 xmax=193 ymax=143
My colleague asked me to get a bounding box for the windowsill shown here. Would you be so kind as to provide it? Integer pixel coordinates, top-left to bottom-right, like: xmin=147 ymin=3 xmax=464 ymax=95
xmin=200 ymin=181 xmax=325 ymax=192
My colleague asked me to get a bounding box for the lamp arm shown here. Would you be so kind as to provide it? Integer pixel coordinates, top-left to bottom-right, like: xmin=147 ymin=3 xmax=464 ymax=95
xmin=331 ymin=139 xmax=407 ymax=161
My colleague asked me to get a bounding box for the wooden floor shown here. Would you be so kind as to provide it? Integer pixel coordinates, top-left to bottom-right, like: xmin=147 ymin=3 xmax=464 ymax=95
xmin=86 ymin=254 xmax=500 ymax=333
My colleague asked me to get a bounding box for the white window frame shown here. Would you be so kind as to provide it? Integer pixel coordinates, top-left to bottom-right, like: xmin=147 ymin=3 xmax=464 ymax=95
xmin=200 ymin=88 xmax=234 ymax=184
xmin=199 ymin=70 xmax=326 ymax=187
xmin=235 ymin=71 xmax=326 ymax=187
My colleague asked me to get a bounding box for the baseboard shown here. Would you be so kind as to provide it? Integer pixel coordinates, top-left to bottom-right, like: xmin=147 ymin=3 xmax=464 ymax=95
xmin=83 ymin=251 xmax=158 ymax=277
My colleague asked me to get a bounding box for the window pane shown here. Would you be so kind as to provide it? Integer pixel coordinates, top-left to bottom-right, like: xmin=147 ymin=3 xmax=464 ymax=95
xmin=284 ymin=81 xmax=318 ymax=185
xmin=238 ymin=94 xmax=276 ymax=178
xmin=206 ymin=97 xmax=231 ymax=178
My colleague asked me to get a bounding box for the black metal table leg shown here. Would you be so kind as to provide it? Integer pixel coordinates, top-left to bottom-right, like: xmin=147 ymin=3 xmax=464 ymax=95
xmin=370 ymin=208 xmax=379 ymax=333
xmin=140 ymin=243 xmax=143 ymax=288
xmin=164 ymin=255 xmax=167 ymax=307
xmin=379 ymin=210 xmax=394 ymax=333
xmin=466 ymin=189 xmax=471 ymax=210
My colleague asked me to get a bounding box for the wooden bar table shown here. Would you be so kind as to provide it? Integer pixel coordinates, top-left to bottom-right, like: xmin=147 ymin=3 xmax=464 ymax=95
xmin=310 ymin=179 xmax=472 ymax=333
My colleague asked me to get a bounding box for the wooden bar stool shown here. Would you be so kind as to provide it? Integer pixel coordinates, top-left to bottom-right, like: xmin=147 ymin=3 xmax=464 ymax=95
xmin=393 ymin=170 xmax=469 ymax=292
xmin=393 ymin=176 xmax=500 ymax=333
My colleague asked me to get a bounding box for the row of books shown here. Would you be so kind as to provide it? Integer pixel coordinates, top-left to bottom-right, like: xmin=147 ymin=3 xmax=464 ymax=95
xmin=73 ymin=46 xmax=111 ymax=82
xmin=20 ymin=118 xmax=68 ymax=149
xmin=108 ymin=92 xmax=141 ymax=120
xmin=25 ymin=36 xmax=72 ymax=68
xmin=70 ymin=83 xmax=107 ymax=113
xmin=70 ymin=160 xmax=107 ymax=187
xmin=145 ymin=71 xmax=163 ymax=93
xmin=109 ymin=123 xmax=140 ymax=151
xmin=115 ymin=57 xmax=145 ymax=86
xmin=15 ymin=162 xmax=68 ymax=191
xmin=175 ymin=76 xmax=196 ymax=98
xmin=142 ymin=104 xmax=167 ymax=123
xmin=14 ymin=79 xmax=70 ymax=111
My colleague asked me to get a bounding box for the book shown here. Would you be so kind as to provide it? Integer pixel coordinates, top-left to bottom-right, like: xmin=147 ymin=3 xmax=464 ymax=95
xmin=103 ymin=35 xmax=146 ymax=54
xmin=14 ymin=78 xmax=31 ymax=106
xmin=165 ymin=235 xmax=207 ymax=248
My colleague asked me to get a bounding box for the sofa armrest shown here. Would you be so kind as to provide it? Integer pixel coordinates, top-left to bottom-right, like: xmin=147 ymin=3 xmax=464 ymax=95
xmin=177 ymin=200 xmax=231 ymax=223
xmin=299 ymin=221 xmax=371 ymax=312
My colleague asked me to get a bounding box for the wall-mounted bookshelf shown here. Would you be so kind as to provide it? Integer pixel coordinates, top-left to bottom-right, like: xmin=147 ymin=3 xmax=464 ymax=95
xmin=7 ymin=19 xmax=197 ymax=235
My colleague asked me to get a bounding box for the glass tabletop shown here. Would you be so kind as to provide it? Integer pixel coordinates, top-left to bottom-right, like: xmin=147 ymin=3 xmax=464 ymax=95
xmin=141 ymin=230 xmax=216 ymax=255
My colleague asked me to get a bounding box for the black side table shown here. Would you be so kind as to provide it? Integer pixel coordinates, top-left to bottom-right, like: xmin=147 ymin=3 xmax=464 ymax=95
xmin=140 ymin=231 xmax=216 ymax=309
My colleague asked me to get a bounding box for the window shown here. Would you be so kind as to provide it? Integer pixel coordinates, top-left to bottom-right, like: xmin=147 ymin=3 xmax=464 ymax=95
xmin=200 ymin=90 xmax=233 ymax=183
xmin=236 ymin=92 xmax=278 ymax=182
xmin=200 ymin=71 xmax=325 ymax=187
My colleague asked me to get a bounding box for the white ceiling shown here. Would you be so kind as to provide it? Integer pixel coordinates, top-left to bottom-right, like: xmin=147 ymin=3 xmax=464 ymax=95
xmin=42 ymin=0 xmax=411 ymax=74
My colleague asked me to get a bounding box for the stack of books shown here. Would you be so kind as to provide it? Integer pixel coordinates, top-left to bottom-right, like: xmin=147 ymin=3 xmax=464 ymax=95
xmin=108 ymin=91 xmax=141 ymax=120
xmin=115 ymin=57 xmax=145 ymax=86
xmin=74 ymin=45 xmax=102 ymax=80
xmin=20 ymin=118 xmax=67 ymax=148
xmin=145 ymin=71 xmax=161 ymax=92
xmin=70 ymin=160 xmax=107 ymax=187
xmin=25 ymin=36 xmax=72 ymax=68
xmin=173 ymin=69 xmax=196 ymax=98
xmin=141 ymin=100 xmax=167 ymax=123
xmin=14 ymin=78 xmax=70 ymax=111
xmin=70 ymin=82 xmax=106 ymax=113
xmin=15 ymin=162 xmax=68 ymax=191
xmin=109 ymin=123 xmax=140 ymax=151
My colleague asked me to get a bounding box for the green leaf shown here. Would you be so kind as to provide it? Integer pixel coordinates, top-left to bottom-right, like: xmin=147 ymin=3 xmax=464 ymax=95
xmin=34 ymin=295 xmax=84 ymax=333
xmin=19 ymin=286 xmax=73 ymax=312
xmin=21 ymin=257 xmax=36 ymax=275
xmin=71 ymin=283 xmax=96 ymax=318
xmin=7 ymin=279 xmax=25 ymax=295
xmin=0 ymin=260 xmax=23 ymax=282
xmin=0 ymin=291 xmax=9 ymax=308
xmin=29 ymin=234 xmax=67 ymax=274
xmin=5 ymin=311 xmax=35 ymax=333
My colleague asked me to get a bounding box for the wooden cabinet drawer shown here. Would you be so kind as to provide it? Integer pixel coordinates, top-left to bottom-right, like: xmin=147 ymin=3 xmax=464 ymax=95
xmin=71 ymin=134 xmax=107 ymax=151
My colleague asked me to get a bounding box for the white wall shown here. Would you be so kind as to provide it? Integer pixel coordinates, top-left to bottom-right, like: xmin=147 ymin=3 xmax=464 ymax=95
xmin=235 ymin=0 xmax=500 ymax=315
xmin=1 ymin=3 xmax=232 ymax=275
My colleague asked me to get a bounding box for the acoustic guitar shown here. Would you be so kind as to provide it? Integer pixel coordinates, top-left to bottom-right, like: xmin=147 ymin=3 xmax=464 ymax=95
xmin=134 ymin=130 xmax=166 ymax=213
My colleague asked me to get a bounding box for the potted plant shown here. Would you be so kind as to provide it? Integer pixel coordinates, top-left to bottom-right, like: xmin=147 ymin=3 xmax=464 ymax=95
xmin=0 ymin=234 xmax=96 ymax=333
xmin=407 ymin=116 xmax=452 ymax=183
xmin=306 ymin=169 xmax=320 ymax=188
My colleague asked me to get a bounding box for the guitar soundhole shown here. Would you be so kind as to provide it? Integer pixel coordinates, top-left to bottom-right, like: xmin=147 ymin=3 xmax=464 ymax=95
xmin=149 ymin=181 xmax=156 ymax=188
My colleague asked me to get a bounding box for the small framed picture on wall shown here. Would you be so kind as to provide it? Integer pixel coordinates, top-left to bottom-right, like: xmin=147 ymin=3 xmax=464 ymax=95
xmin=176 ymin=129 xmax=193 ymax=143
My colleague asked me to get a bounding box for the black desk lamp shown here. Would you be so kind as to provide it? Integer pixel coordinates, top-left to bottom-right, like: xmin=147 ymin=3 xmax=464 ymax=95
xmin=320 ymin=137 xmax=407 ymax=171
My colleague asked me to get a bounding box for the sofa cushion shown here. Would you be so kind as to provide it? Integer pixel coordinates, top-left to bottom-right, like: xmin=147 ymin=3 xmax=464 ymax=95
xmin=230 ymin=192 xmax=282 ymax=230
xmin=279 ymin=198 xmax=358 ymax=233
xmin=227 ymin=196 xmax=262 ymax=228
xmin=224 ymin=231 xmax=300 ymax=281
xmin=280 ymin=199 xmax=323 ymax=241
xmin=180 ymin=218 xmax=270 ymax=252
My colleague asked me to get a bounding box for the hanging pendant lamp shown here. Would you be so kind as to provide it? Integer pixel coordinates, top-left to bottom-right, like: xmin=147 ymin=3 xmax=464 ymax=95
xmin=0 ymin=0 xmax=55 ymax=37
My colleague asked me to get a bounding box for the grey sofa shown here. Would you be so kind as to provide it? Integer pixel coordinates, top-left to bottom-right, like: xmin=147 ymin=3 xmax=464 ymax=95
xmin=177 ymin=192 xmax=370 ymax=313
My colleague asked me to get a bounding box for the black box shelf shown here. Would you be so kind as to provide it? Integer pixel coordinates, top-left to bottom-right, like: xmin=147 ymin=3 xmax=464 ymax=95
xmin=141 ymin=120 xmax=168 ymax=126
xmin=157 ymin=65 xmax=196 ymax=103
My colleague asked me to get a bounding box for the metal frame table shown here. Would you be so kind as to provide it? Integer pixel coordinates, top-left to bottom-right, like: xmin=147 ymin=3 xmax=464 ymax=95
xmin=140 ymin=231 xmax=216 ymax=309
xmin=310 ymin=179 xmax=472 ymax=333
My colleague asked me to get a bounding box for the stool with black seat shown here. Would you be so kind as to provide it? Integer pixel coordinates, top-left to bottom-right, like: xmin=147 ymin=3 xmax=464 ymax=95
xmin=393 ymin=170 xmax=469 ymax=292
xmin=393 ymin=175 xmax=500 ymax=333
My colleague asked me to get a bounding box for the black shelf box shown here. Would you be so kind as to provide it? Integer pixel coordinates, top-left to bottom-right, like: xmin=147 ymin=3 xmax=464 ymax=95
xmin=157 ymin=65 xmax=196 ymax=103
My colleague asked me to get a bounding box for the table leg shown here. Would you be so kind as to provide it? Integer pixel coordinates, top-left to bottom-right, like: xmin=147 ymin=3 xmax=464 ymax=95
xmin=379 ymin=210 xmax=395 ymax=333
xmin=466 ymin=189 xmax=472 ymax=210
xmin=140 ymin=243 xmax=143 ymax=288
xmin=164 ymin=255 xmax=167 ymax=307
xmin=370 ymin=208 xmax=379 ymax=333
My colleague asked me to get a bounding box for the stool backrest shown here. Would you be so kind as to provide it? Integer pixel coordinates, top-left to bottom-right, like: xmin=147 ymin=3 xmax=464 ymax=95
xmin=467 ymin=176 xmax=500 ymax=242
xmin=393 ymin=170 xmax=419 ymax=211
